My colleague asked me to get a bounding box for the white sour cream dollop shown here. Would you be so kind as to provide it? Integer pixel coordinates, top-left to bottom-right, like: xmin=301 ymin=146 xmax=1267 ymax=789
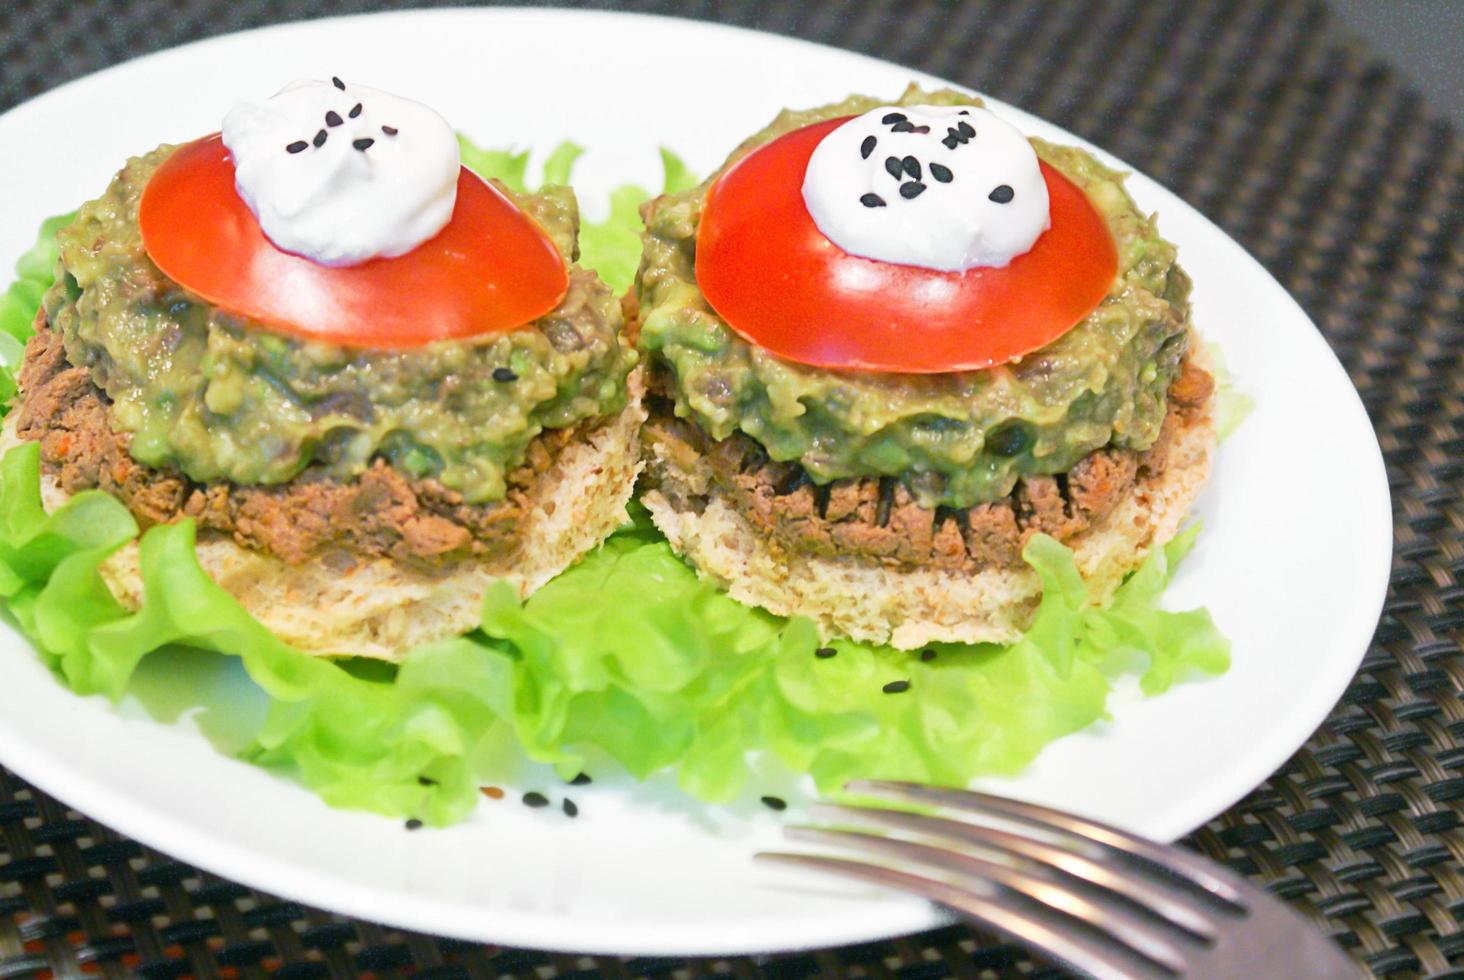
xmin=221 ymin=78 xmax=460 ymax=266
xmin=801 ymin=105 xmax=1050 ymax=271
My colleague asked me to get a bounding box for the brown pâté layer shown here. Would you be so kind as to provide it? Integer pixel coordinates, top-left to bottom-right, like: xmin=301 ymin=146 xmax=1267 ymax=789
xmin=642 ymin=356 xmax=1214 ymax=574
xmin=14 ymin=318 xmax=597 ymax=570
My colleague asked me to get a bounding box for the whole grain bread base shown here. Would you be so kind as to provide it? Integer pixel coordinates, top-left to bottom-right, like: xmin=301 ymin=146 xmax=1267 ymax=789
xmin=641 ymin=347 xmax=1215 ymax=650
xmin=0 ymin=369 xmax=646 ymax=662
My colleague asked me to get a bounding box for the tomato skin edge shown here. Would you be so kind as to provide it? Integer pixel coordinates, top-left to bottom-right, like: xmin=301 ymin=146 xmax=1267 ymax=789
xmin=138 ymin=134 xmax=570 ymax=349
xmin=694 ymin=117 xmax=1119 ymax=374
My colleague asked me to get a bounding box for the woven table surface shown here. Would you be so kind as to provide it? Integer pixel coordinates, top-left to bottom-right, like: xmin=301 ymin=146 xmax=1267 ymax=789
xmin=1 ymin=0 xmax=1460 ymax=976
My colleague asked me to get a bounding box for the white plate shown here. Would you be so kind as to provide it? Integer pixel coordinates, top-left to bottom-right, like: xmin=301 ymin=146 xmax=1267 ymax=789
xmin=0 ymin=8 xmax=1390 ymax=958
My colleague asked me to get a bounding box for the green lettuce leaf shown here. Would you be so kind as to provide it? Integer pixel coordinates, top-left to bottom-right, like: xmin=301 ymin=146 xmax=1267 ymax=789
xmin=1208 ymin=341 xmax=1255 ymax=442
xmin=457 ymin=137 xmax=531 ymax=193
xmin=0 ymin=159 xmax=1231 ymax=825
xmin=541 ymin=142 xmax=584 ymax=187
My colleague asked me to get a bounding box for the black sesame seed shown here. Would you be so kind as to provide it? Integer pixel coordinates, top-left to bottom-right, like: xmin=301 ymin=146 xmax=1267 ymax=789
xmin=881 ymin=112 xmax=907 ymax=124
xmin=569 ymin=772 xmax=592 ymax=786
xmin=382 ymin=125 xmax=399 ymax=136
xmin=988 ymin=184 xmax=1015 ymax=204
xmin=920 ymin=649 xmax=937 ymax=662
xmin=405 ymin=818 xmax=423 ymax=830
xmin=815 ymin=646 xmax=837 ymax=659
xmin=942 ymin=135 xmax=961 ymax=150
xmin=902 ymin=156 xmax=921 ymax=179
xmin=349 ymin=103 xmax=362 ymax=119
xmin=492 ymin=367 xmax=518 ymax=382
xmin=325 ymin=110 xmax=343 ymax=127
xmin=958 ymin=109 xmax=970 ymax=115
xmin=286 ymin=140 xmax=308 ymax=154
xmin=312 ymin=129 xmax=328 ymax=148
xmin=929 ymin=162 xmax=953 ymax=183
xmin=883 ymin=680 xmax=911 ymax=694
xmin=417 ymin=776 xmax=438 ymax=786
xmin=332 ymin=76 xmax=345 ymax=91
xmin=563 ymin=799 xmax=579 ymax=818
xmin=523 ymin=791 xmax=550 ymax=808
xmin=884 ymin=156 xmax=904 ymax=179
xmin=900 ymin=181 xmax=926 ymax=200
xmin=891 ymin=121 xmax=916 ymax=133
xmin=761 ymin=796 xmax=788 ymax=811
xmin=911 ymin=125 xmax=931 ymax=134
xmin=958 ymin=121 xmax=976 ymax=138
xmin=859 ymin=193 xmax=886 ymax=208
xmin=353 ymin=137 xmax=375 ymax=151
xmin=860 ymin=135 xmax=877 ymax=159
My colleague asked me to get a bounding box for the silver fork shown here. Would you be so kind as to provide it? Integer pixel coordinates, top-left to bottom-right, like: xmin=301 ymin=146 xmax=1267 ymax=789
xmin=758 ymin=780 xmax=1360 ymax=979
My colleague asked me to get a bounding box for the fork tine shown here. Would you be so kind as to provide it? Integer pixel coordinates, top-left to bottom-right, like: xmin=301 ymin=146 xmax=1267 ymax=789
xmin=846 ymin=780 xmax=1248 ymax=906
xmin=756 ymin=851 xmax=1168 ymax=980
xmin=786 ymin=825 xmax=1192 ymax=974
xmin=812 ymin=802 xmax=1222 ymax=941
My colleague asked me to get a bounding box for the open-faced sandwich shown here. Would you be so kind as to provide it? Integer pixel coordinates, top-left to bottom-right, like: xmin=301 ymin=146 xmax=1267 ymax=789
xmin=637 ymin=85 xmax=1215 ymax=649
xmin=4 ymin=78 xmax=643 ymax=659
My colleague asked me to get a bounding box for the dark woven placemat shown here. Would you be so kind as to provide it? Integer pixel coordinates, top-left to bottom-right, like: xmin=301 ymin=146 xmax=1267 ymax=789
xmin=2 ymin=0 xmax=1460 ymax=976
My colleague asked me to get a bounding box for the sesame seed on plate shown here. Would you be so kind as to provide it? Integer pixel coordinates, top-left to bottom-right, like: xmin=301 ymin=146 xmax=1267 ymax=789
xmin=883 ymin=680 xmax=911 ymax=694
xmin=523 ymin=791 xmax=550 ymax=808
xmin=761 ymin=796 xmax=788 ymax=811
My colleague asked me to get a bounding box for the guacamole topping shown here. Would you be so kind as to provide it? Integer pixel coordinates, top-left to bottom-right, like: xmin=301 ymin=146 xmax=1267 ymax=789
xmin=637 ymin=85 xmax=1191 ymax=510
xmin=44 ymin=145 xmax=635 ymax=505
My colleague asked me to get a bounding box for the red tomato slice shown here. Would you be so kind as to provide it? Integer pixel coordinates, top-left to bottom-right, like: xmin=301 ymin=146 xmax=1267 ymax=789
xmin=139 ymin=134 xmax=568 ymax=348
xmin=695 ymin=117 xmax=1118 ymax=373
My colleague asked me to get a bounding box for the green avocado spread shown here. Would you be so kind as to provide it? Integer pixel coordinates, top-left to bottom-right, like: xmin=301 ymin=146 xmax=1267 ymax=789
xmin=43 ymin=146 xmax=636 ymax=504
xmin=636 ymin=86 xmax=1192 ymax=510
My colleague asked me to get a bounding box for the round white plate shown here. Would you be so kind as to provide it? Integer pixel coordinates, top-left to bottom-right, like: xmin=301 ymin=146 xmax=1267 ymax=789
xmin=0 ymin=8 xmax=1391 ymax=958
